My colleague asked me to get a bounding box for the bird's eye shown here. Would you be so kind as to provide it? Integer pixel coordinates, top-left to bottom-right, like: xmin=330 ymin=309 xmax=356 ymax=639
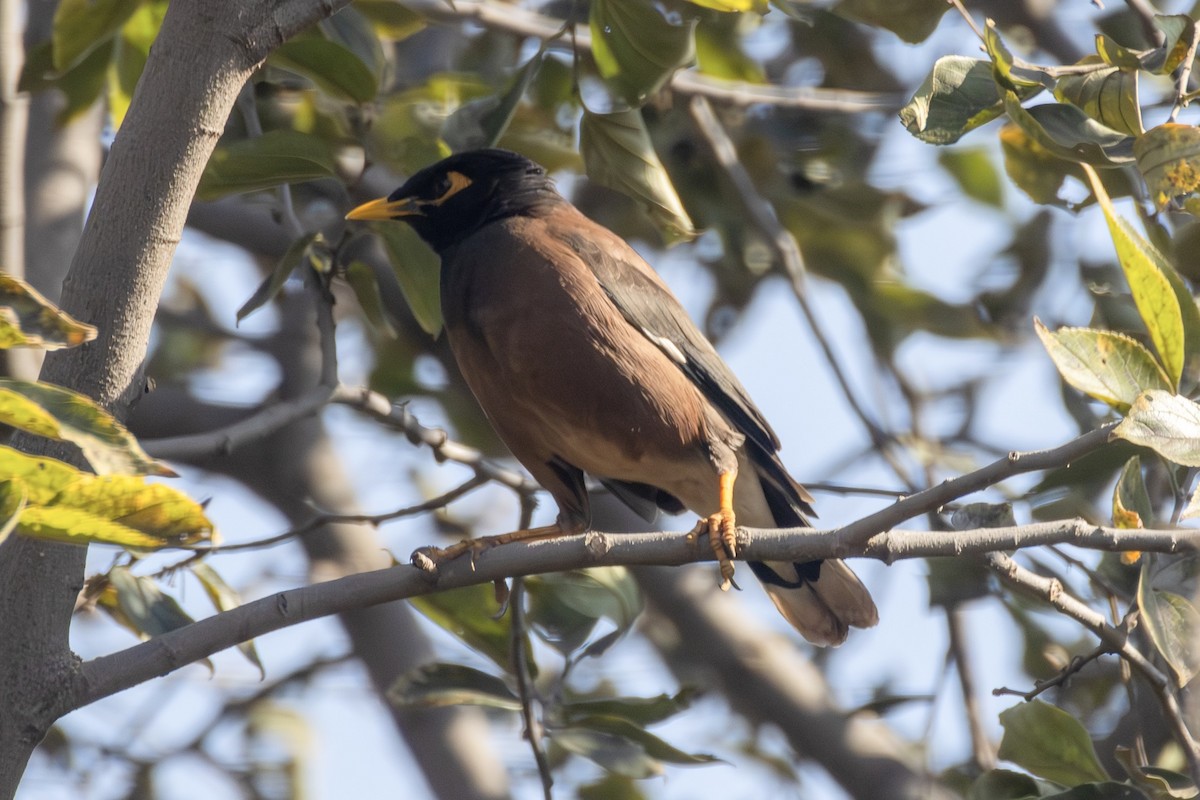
xmin=430 ymin=174 xmax=452 ymax=200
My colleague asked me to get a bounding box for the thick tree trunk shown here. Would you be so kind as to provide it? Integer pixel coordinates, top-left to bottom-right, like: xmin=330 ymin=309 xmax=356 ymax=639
xmin=0 ymin=2 xmax=349 ymax=795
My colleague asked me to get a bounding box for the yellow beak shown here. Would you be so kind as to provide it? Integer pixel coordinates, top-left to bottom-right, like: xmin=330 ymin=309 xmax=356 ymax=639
xmin=344 ymin=195 xmax=421 ymax=221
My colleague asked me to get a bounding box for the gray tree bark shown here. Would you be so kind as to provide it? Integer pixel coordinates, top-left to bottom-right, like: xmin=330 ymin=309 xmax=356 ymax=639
xmin=0 ymin=2 xmax=353 ymax=795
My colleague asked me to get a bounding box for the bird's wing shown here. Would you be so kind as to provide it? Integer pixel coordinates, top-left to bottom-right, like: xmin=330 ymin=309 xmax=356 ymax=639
xmin=558 ymin=224 xmax=780 ymax=456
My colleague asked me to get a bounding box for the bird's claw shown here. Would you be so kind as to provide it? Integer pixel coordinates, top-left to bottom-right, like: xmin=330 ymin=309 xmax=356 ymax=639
xmin=694 ymin=510 xmax=739 ymax=592
xmin=410 ymin=539 xmax=483 ymax=573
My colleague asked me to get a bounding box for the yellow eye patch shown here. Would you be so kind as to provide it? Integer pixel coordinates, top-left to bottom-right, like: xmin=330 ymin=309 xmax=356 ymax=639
xmin=431 ymin=171 xmax=473 ymax=205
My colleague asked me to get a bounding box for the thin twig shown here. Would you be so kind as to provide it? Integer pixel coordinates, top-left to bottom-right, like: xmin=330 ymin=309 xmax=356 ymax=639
xmin=397 ymin=0 xmax=898 ymax=112
xmin=946 ymin=0 xmax=985 ymax=41
xmin=802 ymin=482 xmax=907 ymax=499
xmin=331 ymin=384 xmax=539 ymax=497
xmin=142 ymin=384 xmax=335 ymax=460
xmin=191 ymin=476 xmax=489 ymax=555
xmin=510 ymin=578 xmax=552 ymax=799
xmin=992 ymin=643 xmax=1111 ymax=701
xmin=1170 ymin=23 xmax=1200 ymax=122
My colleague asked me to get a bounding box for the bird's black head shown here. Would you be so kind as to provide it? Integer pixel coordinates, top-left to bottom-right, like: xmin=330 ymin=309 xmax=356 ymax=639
xmin=345 ymin=149 xmax=562 ymax=253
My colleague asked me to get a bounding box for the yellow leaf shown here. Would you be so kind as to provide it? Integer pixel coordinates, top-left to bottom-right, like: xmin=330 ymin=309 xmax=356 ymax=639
xmin=0 ymin=379 xmax=174 ymax=476
xmin=1135 ymin=123 xmax=1200 ymax=212
xmin=1081 ymin=164 xmax=1186 ymax=387
xmin=0 ymin=273 xmax=97 ymax=350
xmin=0 ymin=445 xmax=213 ymax=548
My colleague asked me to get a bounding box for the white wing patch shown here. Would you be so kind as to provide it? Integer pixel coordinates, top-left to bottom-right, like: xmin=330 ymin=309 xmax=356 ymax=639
xmin=642 ymin=328 xmax=687 ymax=365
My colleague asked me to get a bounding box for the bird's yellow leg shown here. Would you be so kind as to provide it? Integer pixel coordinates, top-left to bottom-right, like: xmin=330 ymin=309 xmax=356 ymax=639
xmin=411 ymin=524 xmax=569 ymax=572
xmin=691 ymin=469 xmax=739 ymax=592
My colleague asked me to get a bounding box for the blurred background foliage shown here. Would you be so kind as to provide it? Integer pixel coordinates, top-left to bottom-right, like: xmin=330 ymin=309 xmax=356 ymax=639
xmin=12 ymin=0 xmax=1200 ymax=797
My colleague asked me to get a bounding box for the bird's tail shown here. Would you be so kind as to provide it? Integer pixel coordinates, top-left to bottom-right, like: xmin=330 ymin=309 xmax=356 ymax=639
xmin=746 ymin=450 xmax=878 ymax=646
xmin=749 ymin=559 xmax=878 ymax=646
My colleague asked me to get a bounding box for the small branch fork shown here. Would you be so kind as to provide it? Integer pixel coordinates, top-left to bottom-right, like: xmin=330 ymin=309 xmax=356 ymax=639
xmin=985 ymin=552 xmax=1200 ymax=784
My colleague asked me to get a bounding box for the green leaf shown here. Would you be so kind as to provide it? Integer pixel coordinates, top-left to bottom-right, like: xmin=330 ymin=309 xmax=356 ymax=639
xmin=318 ymin=5 xmax=385 ymax=79
xmin=938 ymin=148 xmax=1004 ymax=207
xmin=999 ymin=123 xmax=1077 ymax=206
xmin=0 ymin=379 xmax=173 ymax=476
xmin=371 ymin=222 xmax=444 ymax=337
xmin=443 ymin=53 xmax=545 ymax=152
xmin=478 ymin=54 xmax=545 ymax=149
xmin=1135 ymin=124 xmax=1200 ymax=213
xmin=985 ymin=21 xmax=1056 ymax=91
xmin=580 ymin=109 xmax=696 ymax=244
xmin=108 ymin=566 xmax=195 ymax=638
xmin=1112 ymin=456 xmax=1152 ymax=529
xmin=1054 ymin=58 xmax=1142 ymax=137
xmin=565 ymin=715 xmax=720 ymax=766
xmin=1083 ymin=164 xmax=1186 ymax=386
xmin=554 ymin=726 xmax=663 ymax=779
xmin=686 ymin=0 xmax=766 ymax=13
xmin=237 ymin=233 xmax=324 ymax=323
xmin=387 ymin=662 xmax=521 ymax=710
xmin=353 ymin=0 xmax=426 ymax=40
xmin=590 ymin=0 xmax=695 ymax=107
xmin=561 ymin=689 xmax=700 ymax=726
xmin=1138 ymin=558 xmax=1200 ymax=687
xmin=577 ymin=775 xmax=649 ymax=800
xmin=527 ymin=568 xmax=642 ymax=656
xmin=0 ymin=273 xmax=97 ymax=350
xmin=997 ymin=700 xmax=1109 ymax=786
xmin=832 ymin=0 xmax=949 ymax=44
xmin=966 ymin=769 xmax=1042 ymax=800
xmin=1033 ymin=320 xmax=1172 ymax=410
xmin=694 ymin=15 xmax=766 ymax=83
xmin=1132 ymin=766 xmax=1197 ymax=799
xmin=106 ymin=1 xmax=165 ymax=130
xmin=1154 ymin=15 xmax=1197 ymax=74
xmin=900 ymin=57 xmax=1018 ymax=145
xmin=344 ymin=261 xmax=397 ymax=339
xmin=1113 ymin=391 xmax=1200 ymax=466
xmin=51 ymin=0 xmax=141 ymax=71
xmin=269 ymin=39 xmax=378 ymax=104
xmin=53 ymin=39 xmax=114 ymax=124
xmin=1004 ymin=93 xmax=1135 ymax=167
xmin=1042 ymin=784 xmax=1153 ymax=800
xmin=1095 ymin=34 xmax=1144 ymax=70
xmin=409 ymin=583 xmax=523 ymax=673
xmin=197 ymin=130 xmax=338 ymax=201
xmin=191 ymin=562 xmax=264 ymax=677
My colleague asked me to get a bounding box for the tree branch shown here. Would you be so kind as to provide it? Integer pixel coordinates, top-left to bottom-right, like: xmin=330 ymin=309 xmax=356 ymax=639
xmin=69 ymin=518 xmax=1200 ymax=712
xmin=984 ymin=552 xmax=1200 ymax=783
xmin=400 ymin=0 xmax=899 ymax=112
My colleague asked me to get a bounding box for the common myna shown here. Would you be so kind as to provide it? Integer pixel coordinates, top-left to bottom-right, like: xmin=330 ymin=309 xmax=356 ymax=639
xmin=346 ymin=149 xmax=877 ymax=645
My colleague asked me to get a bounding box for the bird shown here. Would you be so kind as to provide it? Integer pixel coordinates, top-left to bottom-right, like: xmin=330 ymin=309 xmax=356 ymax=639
xmin=346 ymin=148 xmax=877 ymax=645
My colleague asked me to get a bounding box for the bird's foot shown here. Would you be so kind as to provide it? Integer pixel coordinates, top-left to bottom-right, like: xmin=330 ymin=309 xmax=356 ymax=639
xmin=411 ymin=523 xmax=567 ymax=573
xmin=693 ymin=509 xmax=739 ymax=592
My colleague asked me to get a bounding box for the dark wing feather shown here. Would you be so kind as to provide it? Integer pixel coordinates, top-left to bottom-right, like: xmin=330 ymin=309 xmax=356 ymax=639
xmin=560 ymin=229 xmax=779 ymax=455
xmin=559 ymin=223 xmax=817 ymax=521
